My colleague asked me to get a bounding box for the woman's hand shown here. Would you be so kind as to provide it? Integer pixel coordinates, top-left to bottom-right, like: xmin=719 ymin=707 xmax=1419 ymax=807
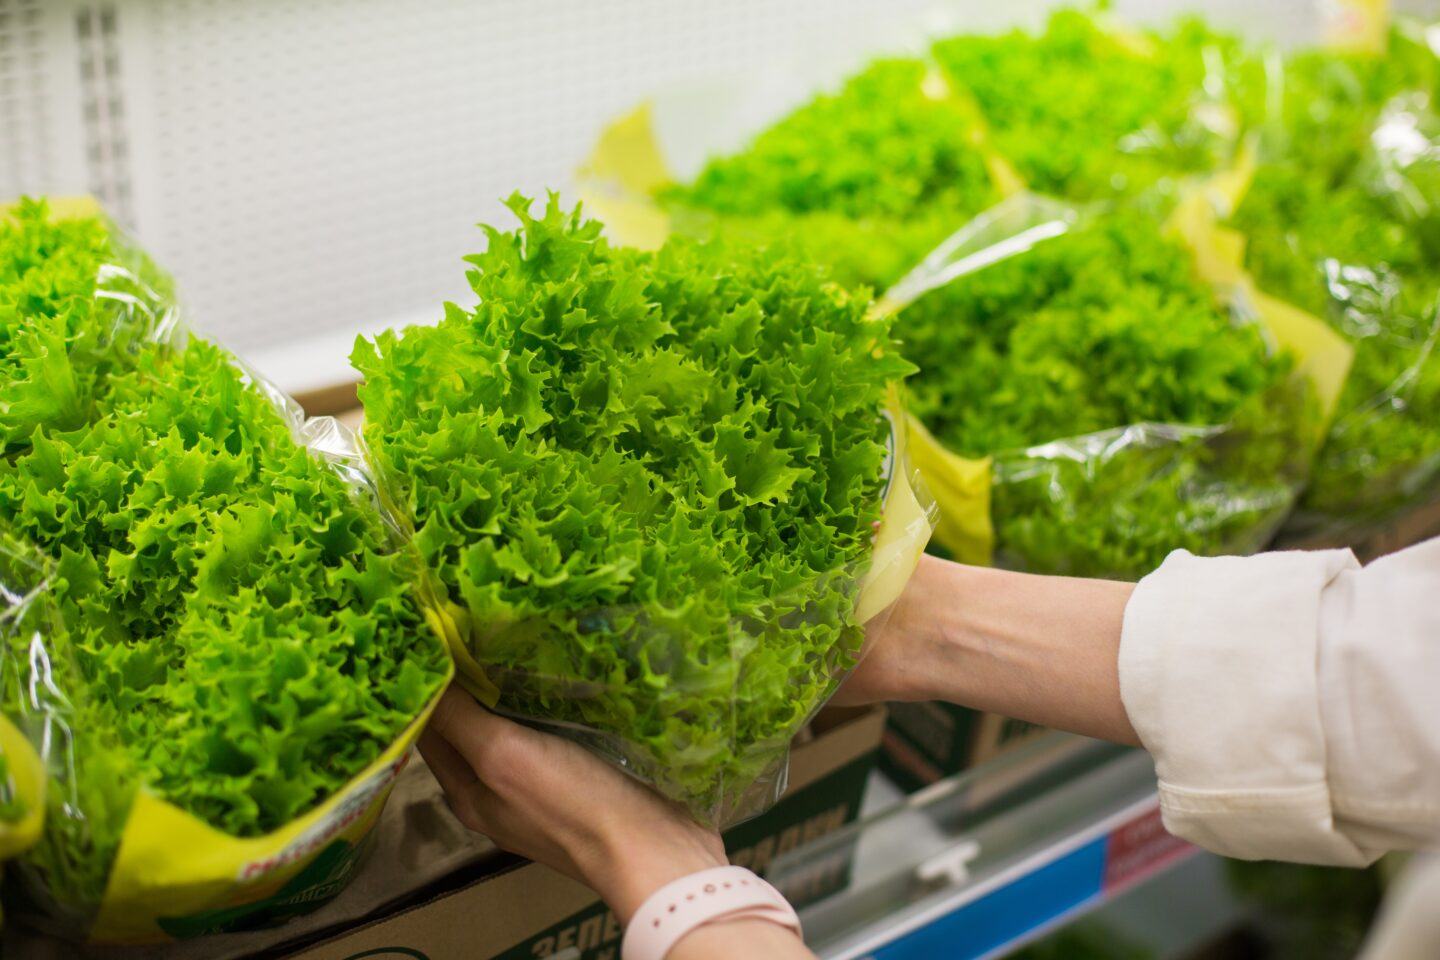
xmin=419 ymin=685 xmax=727 ymax=924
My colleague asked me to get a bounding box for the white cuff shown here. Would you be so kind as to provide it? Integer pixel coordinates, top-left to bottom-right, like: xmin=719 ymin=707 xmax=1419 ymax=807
xmin=1120 ymin=548 xmax=1376 ymax=866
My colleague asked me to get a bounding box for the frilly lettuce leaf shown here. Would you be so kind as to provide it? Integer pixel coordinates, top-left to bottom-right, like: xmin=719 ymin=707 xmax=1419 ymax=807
xmin=931 ymin=10 xmax=1266 ymax=202
xmin=1 ymin=199 xmax=176 ymax=453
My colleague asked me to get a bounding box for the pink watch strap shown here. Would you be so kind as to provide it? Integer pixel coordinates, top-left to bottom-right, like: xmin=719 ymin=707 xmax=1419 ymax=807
xmin=621 ymin=866 xmax=802 ymax=960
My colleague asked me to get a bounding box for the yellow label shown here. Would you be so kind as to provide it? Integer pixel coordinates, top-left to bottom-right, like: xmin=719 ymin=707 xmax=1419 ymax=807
xmin=582 ymin=193 xmax=672 ymax=252
xmin=578 ymin=102 xmax=674 ymax=197
xmin=1322 ymin=0 xmax=1390 ymax=54
xmin=1207 ymin=134 xmax=1261 ymax=218
xmin=3 ymin=194 xmax=105 ymax=224
xmin=435 ymin=599 xmax=505 ymax=708
xmin=1168 ymin=192 xmax=1250 ymax=288
xmin=1250 ymin=289 xmax=1355 ymax=424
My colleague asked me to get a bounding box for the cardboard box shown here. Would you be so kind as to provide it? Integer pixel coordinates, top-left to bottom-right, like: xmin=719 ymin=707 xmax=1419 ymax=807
xmin=5 ymin=755 xmax=501 ymax=960
xmin=1355 ymin=497 xmax=1440 ymax=559
xmin=7 ymin=706 xmax=884 ymax=960
xmin=295 ymin=380 xmax=361 ymax=419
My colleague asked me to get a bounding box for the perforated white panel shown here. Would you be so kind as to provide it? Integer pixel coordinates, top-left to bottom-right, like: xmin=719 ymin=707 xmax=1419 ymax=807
xmin=4 ymin=0 xmax=1435 ymax=393
xmin=120 ymin=0 xmax=951 ymax=363
xmin=0 ymin=0 xmax=54 ymax=197
xmin=0 ymin=3 xmax=91 ymax=209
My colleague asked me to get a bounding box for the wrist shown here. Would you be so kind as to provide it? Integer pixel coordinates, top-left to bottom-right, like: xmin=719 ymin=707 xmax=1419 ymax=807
xmin=621 ymin=867 xmax=806 ymax=960
xmin=590 ymin=825 xmax=729 ymax=924
xmin=863 ymin=554 xmax=984 ymax=703
xmin=901 ymin=560 xmax=1014 ymax=704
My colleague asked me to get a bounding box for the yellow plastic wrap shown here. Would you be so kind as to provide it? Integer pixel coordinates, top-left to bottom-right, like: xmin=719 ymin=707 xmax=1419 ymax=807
xmin=0 ymin=718 xmax=44 ymax=861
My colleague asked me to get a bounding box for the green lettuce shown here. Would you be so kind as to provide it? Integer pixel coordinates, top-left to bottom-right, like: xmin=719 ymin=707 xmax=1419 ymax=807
xmin=0 ymin=204 xmax=449 ymax=918
xmin=666 ymin=57 xmax=996 ymax=222
xmin=930 ymin=9 xmax=1265 ymax=202
xmin=1 ymin=199 xmax=176 ymax=453
xmin=1227 ymin=859 xmax=1384 ymax=960
xmin=354 ymin=195 xmax=911 ymax=820
xmin=661 ymin=57 xmax=1000 ymax=291
xmin=649 ymin=10 xmax=1302 ymax=577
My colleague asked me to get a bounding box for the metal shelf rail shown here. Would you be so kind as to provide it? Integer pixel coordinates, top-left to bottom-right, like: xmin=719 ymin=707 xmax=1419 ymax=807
xmin=775 ymin=736 xmax=1207 ymax=959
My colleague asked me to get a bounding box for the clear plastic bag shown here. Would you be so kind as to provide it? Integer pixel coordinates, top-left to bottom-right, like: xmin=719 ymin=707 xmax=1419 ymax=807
xmin=0 ymin=199 xmax=451 ymax=943
xmin=1228 ymin=24 xmax=1440 ymax=544
xmin=0 ymin=532 xmax=136 ymax=934
xmin=879 ymin=192 xmax=1345 ymax=578
xmin=0 ymin=539 xmax=65 ymax=867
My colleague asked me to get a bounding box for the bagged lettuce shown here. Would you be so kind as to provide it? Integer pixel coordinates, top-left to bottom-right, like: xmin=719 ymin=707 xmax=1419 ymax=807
xmin=0 ymin=199 xmax=450 ymax=943
xmin=882 ymin=198 xmax=1337 ymax=577
xmin=0 ymin=540 xmax=53 ymax=937
xmin=929 ymin=9 xmax=1266 ymax=203
xmin=656 ymin=7 xmax=1261 ymax=281
xmin=0 ymin=542 xmax=49 ymax=861
xmin=1230 ymin=25 xmax=1440 ymax=541
xmin=581 ymin=9 xmax=1320 ymax=578
xmin=353 ymin=195 xmax=932 ymax=823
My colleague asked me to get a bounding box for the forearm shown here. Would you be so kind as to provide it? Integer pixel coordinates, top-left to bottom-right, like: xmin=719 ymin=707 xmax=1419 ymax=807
xmin=868 ymin=555 xmax=1140 ymax=745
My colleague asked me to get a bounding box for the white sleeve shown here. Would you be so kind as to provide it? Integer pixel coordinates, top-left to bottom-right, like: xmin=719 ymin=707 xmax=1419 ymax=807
xmin=1119 ymin=538 xmax=1440 ymax=866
